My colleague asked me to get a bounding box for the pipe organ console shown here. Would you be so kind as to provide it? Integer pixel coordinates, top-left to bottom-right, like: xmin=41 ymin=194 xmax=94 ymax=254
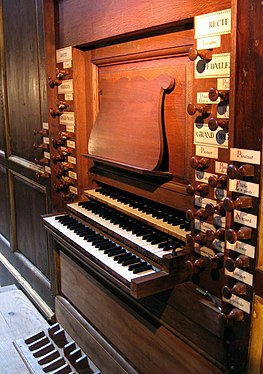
xmin=41 ymin=2 xmax=263 ymax=373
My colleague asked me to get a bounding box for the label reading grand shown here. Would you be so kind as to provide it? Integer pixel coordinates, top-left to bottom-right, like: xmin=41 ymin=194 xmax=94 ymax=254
xmin=194 ymin=123 xmax=229 ymax=148
xmin=195 ymin=9 xmax=231 ymax=39
xmin=195 ymin=53 xmax=230 ymax=79
xmin=230 ymin=148 xmax=261 ymax=165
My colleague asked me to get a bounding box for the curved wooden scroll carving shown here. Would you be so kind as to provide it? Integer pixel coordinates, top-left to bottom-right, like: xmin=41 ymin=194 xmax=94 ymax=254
xmin=88 ymin=74 xmax=174 ymax=171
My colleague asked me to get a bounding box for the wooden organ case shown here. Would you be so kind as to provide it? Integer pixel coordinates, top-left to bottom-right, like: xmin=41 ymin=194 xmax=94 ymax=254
xmin=42 ymin=1 xmax=263 ymax=373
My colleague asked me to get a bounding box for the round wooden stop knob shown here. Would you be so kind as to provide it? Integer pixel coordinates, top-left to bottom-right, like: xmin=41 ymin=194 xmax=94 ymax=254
xmin=226 ymin=227 xmax=252 ymax=244
xmin=186 ymin=209 xmax=195 ymax=222
xmin=208 ymin=174 xmax=227 ymax=188
xmin=208 ymin=88 xmax=229 ymax=102
xmin=222 ymin=282 xmax=247 ymax=299
xmin=225 ymin=255 xmax=250 ymax=272
xmin=188 ymin=47 xmax=212 ymax=61
xmin=223 ymin=196 xmax=253 ymax=212
xmin=208 ymin=117 xmax=229 ymax=131
xmin=219 ymin=308 xmax=244 ymax=322
xmin=187 ymin=103 xmax=208 ymax=115
xmin=194 ymin=256 xmax=212 ymax=269
xmin=194 ymin=232 xmax=208 ymax=245
xmin=190 ymin=156 xmax=210 ymax=170
xmin=227 ymin=163 xmax=255 ymax=179
xmin=206 ymin=228 xmax=225 ymax=241
xmin=205 ymin=202 xmax=225 ymax=216
xmin=186 ymin=183 xmax=209 ymax=197
xmin=186 ymin=208 xmax=208 ymax=222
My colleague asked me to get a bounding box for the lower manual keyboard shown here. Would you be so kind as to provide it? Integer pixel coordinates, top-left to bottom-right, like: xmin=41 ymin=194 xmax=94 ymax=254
xmin=43 ymin=214 xmax=158 ymax=285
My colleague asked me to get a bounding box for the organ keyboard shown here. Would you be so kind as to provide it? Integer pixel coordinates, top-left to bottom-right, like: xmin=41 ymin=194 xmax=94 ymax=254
xmin=43 ymin=187 xmax=191 ymax=298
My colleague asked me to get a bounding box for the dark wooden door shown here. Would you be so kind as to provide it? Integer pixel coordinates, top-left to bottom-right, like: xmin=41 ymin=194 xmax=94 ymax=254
xmin=0 ymin=0 xmax=55 ymax=312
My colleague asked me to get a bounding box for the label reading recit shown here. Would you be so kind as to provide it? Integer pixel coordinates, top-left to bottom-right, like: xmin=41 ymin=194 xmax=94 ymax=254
xmin=195 ymin=9 xmax=231 ymax=39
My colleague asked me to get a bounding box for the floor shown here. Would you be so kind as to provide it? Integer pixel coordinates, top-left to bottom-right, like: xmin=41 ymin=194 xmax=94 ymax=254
xmin=0 ymin=285 xmax=49 ymax=373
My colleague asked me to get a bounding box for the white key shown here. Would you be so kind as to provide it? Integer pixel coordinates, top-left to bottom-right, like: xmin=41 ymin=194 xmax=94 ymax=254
xmin=44 ymin=216 xmax=156 ymax=282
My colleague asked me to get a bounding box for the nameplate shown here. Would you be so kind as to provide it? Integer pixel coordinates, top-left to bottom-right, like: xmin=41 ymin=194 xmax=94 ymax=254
xmin=217 ymin=105 xmax=229 ymax=119
xmin=227 ymin=240 xmax=255 ymax=259
xmin=195 ymin=53 xmax=230 ymax=79
xmin=43 ymin=137 xmax=49 ymax=145
xmin=43 ymin=152 xmax=50 ymax=160
xmin=194 ymin=196 xmax=215 ymax=208
xmin=194 ymin=220 xmax=215 ymax=233
xmin=234 ymin=210 xmax=257 ymax=228
xmin=44 ymin=166 xmax=51 ymax=174
xmin=225 ymin=268 xmax=253 ymax=286
xmin=213 ymin=239 xmax=225 ymax=252
xmin=214 ymin=188 xmax=227 ymax=200
xmin=213 ymin=214 xmax=225 ymax=228
xmin=194 ymin=123 xmax=229 ymax=149
xmin=195 ymin=9 xmax=231 ymax=39
xmin=215 ymin=161 xmax=228 ymax=174
xmin=65 ymin=93 xmax=74 ymax=101
xmin=59 ymin=112 xmax=75 ymax=126
xmin=42 ymin=122 xmax=49 ymax=130
xmin=196 ymin=246 xmax=215 ymax=258
xmin=69 ymin=186 xmax=78 ymax=195
xmin=68 ymin=171 xmax=77 ymax=180
xmin=195 ymin=170 xmax=214 ymax=183
xmin=66 ymin=125 xmax=75 ymax=133
xmin=58 ymin=79 xmax=74 ymax=94
xmin=197 ymin=92 xmax=220 ymax=104
xmin=56 ymin=47 xmax=72 ymax=63
xmin=223 ymin=295 xmax=250 ymax=314
xmin=217 ymin=77 xmax=230 ymax=90
xmin=196 ymin=145 xmax=218 ymax=159
xmin=229 ymin=179 xmax=259 ymax=197
xmin=230 ymin=148 xmax=261 ymax=165
xmin=67 ymin=140 xmax=75 ymax=149
xmin=68 ymin=156 xmax=76 ymax=165
xmin=197 ymin=35 xmax=221 ymax=50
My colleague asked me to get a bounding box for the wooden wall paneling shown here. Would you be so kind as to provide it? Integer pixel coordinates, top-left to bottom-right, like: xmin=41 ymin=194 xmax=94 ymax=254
xmin=3 ymin=0 xmax=42 ymax=162
xmin=0 ymin=165 xmax=10 ymax=241
xmin=12 ymin=172 xmax=49 ymax=277
xmin=0 ymin=33 xmax=5 ymax=154
xmin=58 ymin=0 xmax=231 ymax=48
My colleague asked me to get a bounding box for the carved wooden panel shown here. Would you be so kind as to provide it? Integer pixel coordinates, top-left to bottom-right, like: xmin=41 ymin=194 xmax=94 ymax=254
xmin=91 ymin=30 xmax=193 ymax=183
xmin=3 ymin=0 xmax=42 ymax=161
xmin=58 ymin=0 xmax=231 ymax=48
xmin=88 ymin=74 xmax=174 ymax=170
xmin=0 ymin=166 xmax=10 ymax=241
xmin=13 ymin=174 xmax=49 ymax=278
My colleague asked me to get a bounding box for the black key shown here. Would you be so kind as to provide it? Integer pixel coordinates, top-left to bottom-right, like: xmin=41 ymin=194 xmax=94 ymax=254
xmin=113 ymin=252 xmax=130 ymax=261
xmin=104 ymin=246 xmax=120 ymax=254
xmin=107 ymin=249 xmax=125 ymax=257
xmin=122 ymin=257 xmax=140 ymax=266
xmin=128 ymin=261 xmax=147 ymax=271
xmin=133 ymin=264 xmax=153 ymax=274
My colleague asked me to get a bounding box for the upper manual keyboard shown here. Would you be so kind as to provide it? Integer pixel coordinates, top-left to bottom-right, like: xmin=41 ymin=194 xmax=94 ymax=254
xmin=84 ymin=188 xmax=190 ymax=241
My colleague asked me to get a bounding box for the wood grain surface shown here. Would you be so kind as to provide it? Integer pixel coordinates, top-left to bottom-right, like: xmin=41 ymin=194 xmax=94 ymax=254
xmin=0 ymin=285 xmax=49 ymax=374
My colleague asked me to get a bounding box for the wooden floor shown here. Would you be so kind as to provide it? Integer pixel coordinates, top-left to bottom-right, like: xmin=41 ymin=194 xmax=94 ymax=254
xmin=0 ymin=285 xmax=49 ymax=374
